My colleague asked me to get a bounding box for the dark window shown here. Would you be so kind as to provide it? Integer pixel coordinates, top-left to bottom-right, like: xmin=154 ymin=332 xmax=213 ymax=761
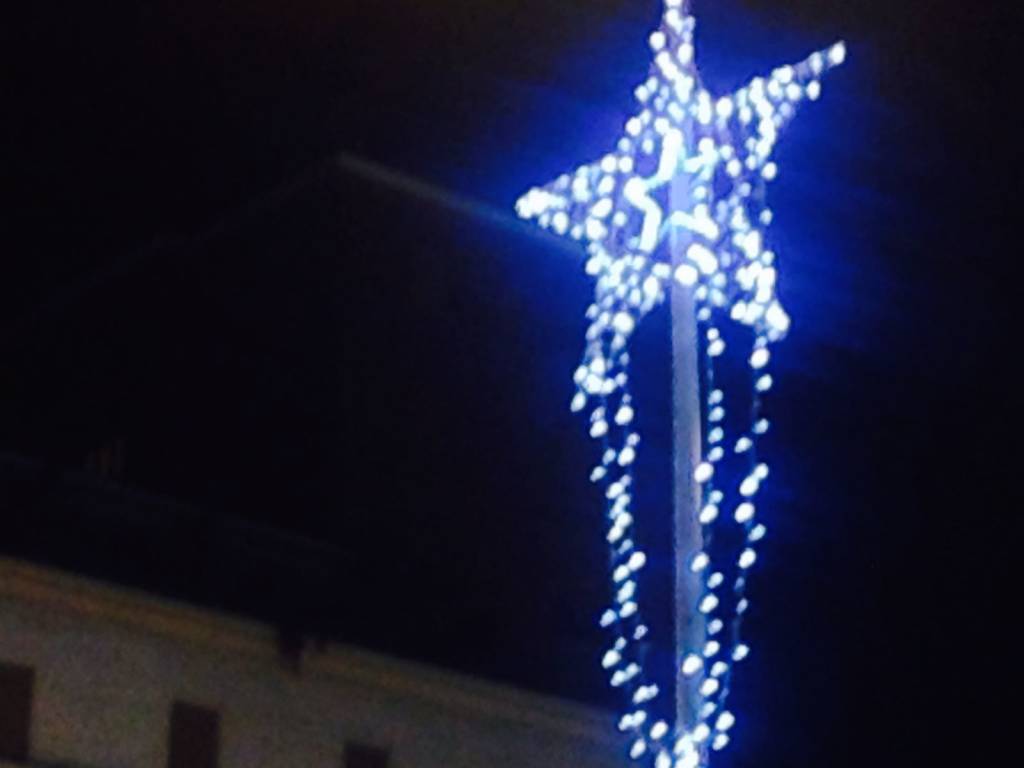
xmin=0 ymin=662 xmax=33 ymax=761
xmin=168 ymin=701 xmax=220 ymax=768
xmin=345 ymin=742 xmax=390 ymax=768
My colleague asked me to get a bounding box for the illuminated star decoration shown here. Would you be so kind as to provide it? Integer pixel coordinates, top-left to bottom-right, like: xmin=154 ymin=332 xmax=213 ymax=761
xmin=515 ymin=2 xmax=844 ymax=766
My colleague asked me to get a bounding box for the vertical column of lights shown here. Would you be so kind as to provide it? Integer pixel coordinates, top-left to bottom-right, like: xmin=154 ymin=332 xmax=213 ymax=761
xmin=516 ymin=2 xmax=845 ymax=765
xmin=582 ymin=246 xmax=671 ymax=760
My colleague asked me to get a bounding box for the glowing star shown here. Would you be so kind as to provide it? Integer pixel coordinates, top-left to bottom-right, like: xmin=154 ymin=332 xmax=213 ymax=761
xmin=516 ymin=16 xmax=844 ymax=347
xmin=515 ymin=1 xmax=843 ymax=764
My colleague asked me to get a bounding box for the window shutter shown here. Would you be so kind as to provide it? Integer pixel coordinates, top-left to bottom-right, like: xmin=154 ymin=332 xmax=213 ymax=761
xmin=0 ymin=662 xmax=33 ymax=761
xmin=168 ymin=701 xmax=220 ymax=768
xmin=345 ymin=742 xmax=390 ymax=768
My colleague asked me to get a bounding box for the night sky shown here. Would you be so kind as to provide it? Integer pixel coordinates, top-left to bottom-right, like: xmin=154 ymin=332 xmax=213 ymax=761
xmin=2 ymin=2 xmax=1019 ymax=767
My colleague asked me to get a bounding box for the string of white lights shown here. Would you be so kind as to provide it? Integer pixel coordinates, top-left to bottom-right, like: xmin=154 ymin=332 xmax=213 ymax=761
xmin=517 ymin=2 xmax=844 ymax=765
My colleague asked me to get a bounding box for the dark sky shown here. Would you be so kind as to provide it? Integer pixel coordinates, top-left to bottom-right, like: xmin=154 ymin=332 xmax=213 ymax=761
xmin=2 ymin=2 xmax=1020 ymax=767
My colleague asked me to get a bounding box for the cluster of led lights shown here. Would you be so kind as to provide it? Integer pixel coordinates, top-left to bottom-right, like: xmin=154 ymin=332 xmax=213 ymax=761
xmin=515 ymin=2 xmax=843 ymax=766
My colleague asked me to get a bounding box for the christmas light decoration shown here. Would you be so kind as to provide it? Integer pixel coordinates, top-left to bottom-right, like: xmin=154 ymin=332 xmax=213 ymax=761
xmin=515 ymin=2 xmax=844 ymax=765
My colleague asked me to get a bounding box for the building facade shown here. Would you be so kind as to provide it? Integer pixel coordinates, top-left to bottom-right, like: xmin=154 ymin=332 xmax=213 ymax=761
xmin=0 ymin=559 xmax=621 ymax=768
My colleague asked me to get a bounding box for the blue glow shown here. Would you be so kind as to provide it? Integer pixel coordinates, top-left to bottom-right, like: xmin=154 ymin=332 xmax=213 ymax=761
xmin=514 ymin=1 xmax=844 ymax=762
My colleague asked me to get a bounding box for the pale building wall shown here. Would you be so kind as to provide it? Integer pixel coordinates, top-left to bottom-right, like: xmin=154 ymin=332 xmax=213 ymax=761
xmin=0 ymin=559 xmax=624 ymax=768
